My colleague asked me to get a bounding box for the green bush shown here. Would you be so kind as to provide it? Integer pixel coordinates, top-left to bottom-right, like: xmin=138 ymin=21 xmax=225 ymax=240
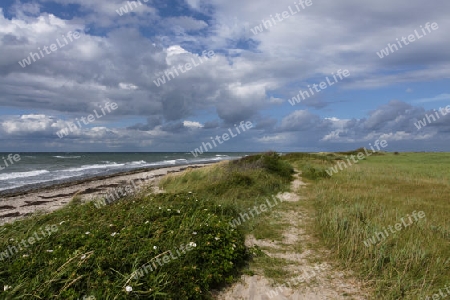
xmin=0 ymin=193 xmax=248 ymax=299
xmin=231 ymin=151 xmax=294 ymax=180
xmin=301 ymin=165 xmax=331 ymax=180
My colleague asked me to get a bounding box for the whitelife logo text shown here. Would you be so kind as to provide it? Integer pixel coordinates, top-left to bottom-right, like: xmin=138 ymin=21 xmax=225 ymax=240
xmin=325 ymin=139 xmax=388 ymax=176
xmin=153 ymin=50 xmax=215 ymax=87
xmin=288 ymin=69 xmax=350 ymax=106
xmin=414 ymin=105 xmax=450 ymax=130
xmin=363 ymin=211 xmax=425 ymax=247
xmin=56 ymin=102 xmax=118 ymax=138
xmin=190 ymin=121 xmax=253 ymax=157
xmin=250 ymin=0 xmax=313 ymax=35
xmin=376 ymin=22 xmax=439 ymax=59
xmin=18 ymin=31 xmax=82 ymax=68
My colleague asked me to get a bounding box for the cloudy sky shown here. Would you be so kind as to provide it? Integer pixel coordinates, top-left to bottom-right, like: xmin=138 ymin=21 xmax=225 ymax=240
xmin=0 ymin=0 xmax=449 ymax=152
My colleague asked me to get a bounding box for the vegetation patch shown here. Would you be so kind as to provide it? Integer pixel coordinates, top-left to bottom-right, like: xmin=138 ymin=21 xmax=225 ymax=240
xmin=286 ymin=152 xmax=450 ymax=299
xmin=0 ymin=152 xmax=293 ymax=299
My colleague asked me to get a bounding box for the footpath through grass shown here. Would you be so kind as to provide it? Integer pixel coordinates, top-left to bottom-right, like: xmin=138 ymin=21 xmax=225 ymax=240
xmin=284 ymin=152 xmax=450 ymax=299
xmin=0 ymin=152 xmax=293 ymax=299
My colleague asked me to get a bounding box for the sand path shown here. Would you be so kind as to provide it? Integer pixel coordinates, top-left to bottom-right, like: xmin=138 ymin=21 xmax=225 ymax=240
xmin=215 ymin=170 xmax=369 ymax=299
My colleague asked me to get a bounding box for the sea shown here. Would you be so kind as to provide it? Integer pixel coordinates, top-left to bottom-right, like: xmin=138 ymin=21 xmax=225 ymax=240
xmin=0 ymin=152 xmax=250 ymax=194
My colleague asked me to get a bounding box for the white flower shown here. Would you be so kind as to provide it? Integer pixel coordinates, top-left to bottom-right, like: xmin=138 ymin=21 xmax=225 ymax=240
xmin=111 ymin=232 xmax=117 ymax=237
xmin=59 ymin=221 xmax=66 ymax=225
xmin=3 ymin=285 xmax=11 ymax=291
xmin=167 ymin=209 xmax=171 ymax=211
xmin=85 ymin=232 xmax=90 ymax=235
xmin=153 ymin=246 xmax=157 ymax=250
xmin=22 ymin=254 xmax=29 ymax=258
xmin=192 ymin=232 xmax=197 ymax=235
xmin=188 ymin=242 xmax=197 ymax=247
xmin=215 ymin=237 xmax=220 ymax=241
xmin=81 ymin=254 xmax=87 ymax=260
xmin=176 ymin=210 xmax=180 ymax=213
xmin=159 ymin=207 xmax=161 ymax=209
xmin=9 ymin=238 xmax=14 ymax=242
xmin=188 ymin=191 xmax=192 ymax=194
xmin=145 ymin=221 xmax=149 ymax=224
xmin=125 ymin=286 xmax=133 ymax=292
xmin=46 ymin=250 xmax=54 ymax=253
xmin=109 ymin=224 xmax=114 ymax=227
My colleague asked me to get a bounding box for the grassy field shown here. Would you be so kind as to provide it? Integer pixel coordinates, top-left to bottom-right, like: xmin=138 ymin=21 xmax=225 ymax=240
xmin=1 ymin=151 xmax=448 ymax=299
xmin=285 ymin=152 xmax=450 ymax=299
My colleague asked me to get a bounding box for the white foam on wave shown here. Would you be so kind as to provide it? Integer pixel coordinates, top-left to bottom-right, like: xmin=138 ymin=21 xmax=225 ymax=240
xmin=128 ymin=160 xmax=147 ymax=165
xmin=66 ymin=163 xmax=125 ymax=172
xmin=190 ymin=155 xmax=238 ymax=164
xmin=54 ymin=156 xmax=81 ymax=159
xmin=0 ymin=170 xmax=50 ymax=181
xmin=142 ymin=159 xmax=189 ymax=167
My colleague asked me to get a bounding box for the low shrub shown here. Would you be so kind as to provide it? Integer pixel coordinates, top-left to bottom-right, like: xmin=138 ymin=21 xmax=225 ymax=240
xmin=301 ymin=165 xmax=331 ymax=180
xmin=0 ymin=193 xmax=248 ymax=299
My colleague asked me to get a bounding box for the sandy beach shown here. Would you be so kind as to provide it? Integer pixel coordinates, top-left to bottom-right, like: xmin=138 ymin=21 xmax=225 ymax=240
xmin=0 ymin=163 xmax=211 ymax=226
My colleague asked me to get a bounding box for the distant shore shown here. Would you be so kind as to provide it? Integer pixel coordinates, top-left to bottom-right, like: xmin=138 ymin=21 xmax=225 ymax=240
xmin=0 ymin=162 xmax=217 ymax=226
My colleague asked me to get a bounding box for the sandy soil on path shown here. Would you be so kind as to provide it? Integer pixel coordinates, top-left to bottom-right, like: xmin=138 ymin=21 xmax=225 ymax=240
xmin=0 ymin=164 xmax=208 ymax=226
xmin=215 ymin=171 xmax=370 ymax=300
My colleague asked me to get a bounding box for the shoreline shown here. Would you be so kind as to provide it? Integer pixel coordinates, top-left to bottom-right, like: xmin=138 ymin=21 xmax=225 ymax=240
xmin=0 ymin=162 xmax=218 ymax=226
xmin=0 ymin=162 xmax=216 ymax=198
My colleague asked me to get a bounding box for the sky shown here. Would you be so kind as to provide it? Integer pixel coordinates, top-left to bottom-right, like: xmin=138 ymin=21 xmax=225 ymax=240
xmin=0 ymin=0 xmax=449 ymax=152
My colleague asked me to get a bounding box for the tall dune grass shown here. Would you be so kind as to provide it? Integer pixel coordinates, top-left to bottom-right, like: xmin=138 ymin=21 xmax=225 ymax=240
xmin=286 ymin=152 xmax=450 ymax=299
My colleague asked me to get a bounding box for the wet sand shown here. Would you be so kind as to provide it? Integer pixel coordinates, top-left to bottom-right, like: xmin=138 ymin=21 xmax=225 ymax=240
xmin=0 ymin=163 xmax=213 ymax=226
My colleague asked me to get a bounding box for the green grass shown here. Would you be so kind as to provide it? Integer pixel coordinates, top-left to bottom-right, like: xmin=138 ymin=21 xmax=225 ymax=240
xmin=161 ymin=152 xmax=294 ymax=236
xmin=284 ymin=152 xmax=450 ymax=299
xmin=0 ymin=152 xmax=293 ymax=299
xmin=4 ymin=151 xmax=446 ymax=299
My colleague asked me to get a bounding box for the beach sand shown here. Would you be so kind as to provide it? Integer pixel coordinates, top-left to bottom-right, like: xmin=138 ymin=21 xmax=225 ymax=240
xmin=0 ymin=163 xmax=211 ymax=226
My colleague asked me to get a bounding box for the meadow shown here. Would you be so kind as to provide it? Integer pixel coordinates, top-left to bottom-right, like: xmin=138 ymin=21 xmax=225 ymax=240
xmin=0 ymin=151 xmax=449 ymax=299
xmin=285 ymin=151 xmax=450 ymax=299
